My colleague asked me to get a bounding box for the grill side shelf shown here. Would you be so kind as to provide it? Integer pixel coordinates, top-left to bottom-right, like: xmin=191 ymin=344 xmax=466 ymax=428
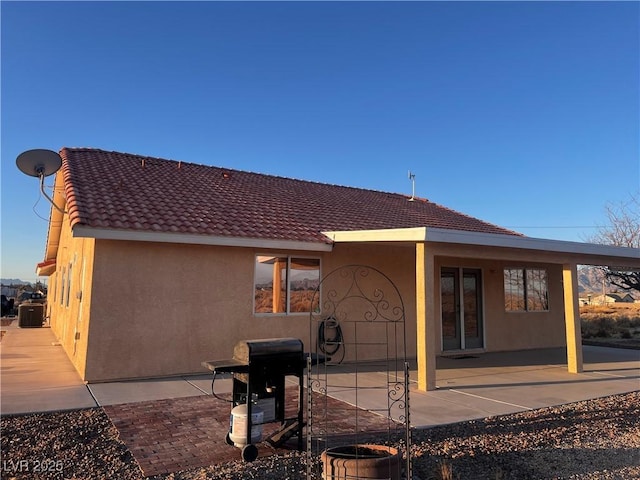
xmin=201 ymin=359 xmax=249 ymax=374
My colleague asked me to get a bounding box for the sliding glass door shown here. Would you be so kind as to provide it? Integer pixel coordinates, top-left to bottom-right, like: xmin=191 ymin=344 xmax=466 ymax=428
xmin=441 ymin=268 xmax=484 ymax=351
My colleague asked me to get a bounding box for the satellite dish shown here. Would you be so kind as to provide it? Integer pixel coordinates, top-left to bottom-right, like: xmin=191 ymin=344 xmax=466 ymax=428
xmin=16 ymin=148 xmax=66 ymax=215
xmin=16 ymin=149 xmax=62 ymax=178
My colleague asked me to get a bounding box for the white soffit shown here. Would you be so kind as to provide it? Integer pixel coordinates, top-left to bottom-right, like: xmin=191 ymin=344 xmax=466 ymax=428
xmin=43 ymin=173 xmax=66 ymax=262
xmin=323 ymin=227 xmax=640 ymax=261
xmin=72 ymin=226 xmax=334 ymax=252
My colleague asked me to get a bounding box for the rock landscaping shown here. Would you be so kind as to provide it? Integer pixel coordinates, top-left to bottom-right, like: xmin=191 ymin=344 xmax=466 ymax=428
xmin=2 ymin=391 xmax=638 ymax=479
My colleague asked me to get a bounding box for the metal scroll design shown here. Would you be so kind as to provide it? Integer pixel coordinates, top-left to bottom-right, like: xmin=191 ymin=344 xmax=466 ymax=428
xmin=319 ymin=264 xmax=404 ymax=325
xmin=307 ymin=264 xmax=412 ymax=480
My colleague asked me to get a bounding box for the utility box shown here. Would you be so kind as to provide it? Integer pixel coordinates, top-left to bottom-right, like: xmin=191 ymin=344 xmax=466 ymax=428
xmin=18 ymin=303 xmax=45 ymax=328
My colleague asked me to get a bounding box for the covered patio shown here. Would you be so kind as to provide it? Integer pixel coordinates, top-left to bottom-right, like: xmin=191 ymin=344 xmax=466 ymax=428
xmin=325 ymin=227 xmax=640 ymax=391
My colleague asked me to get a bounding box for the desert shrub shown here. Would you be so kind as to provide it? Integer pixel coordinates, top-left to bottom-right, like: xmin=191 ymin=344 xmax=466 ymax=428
xmin=581 ymin=317 xmax=617 ymax=338
xmin=581 ymin=305 xmax=640 ymax=340
xmin=254 ymin=288 xmax=277 ymax=313
xmin=580 ymin=303 xmax=640 ymax=321
xmin=433 ymin=460 xmax=457 ymax=480
xmin=289 ymin=289 xmax=315 ymax=313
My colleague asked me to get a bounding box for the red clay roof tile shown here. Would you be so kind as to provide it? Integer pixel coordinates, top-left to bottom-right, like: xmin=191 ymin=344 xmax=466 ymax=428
xmin=59 ymin=148 xmax=522 ymax=244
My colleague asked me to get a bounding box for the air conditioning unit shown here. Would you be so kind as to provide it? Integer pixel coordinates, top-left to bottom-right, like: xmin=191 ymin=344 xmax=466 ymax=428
xmin=18 ymin=303 xmax=45 ymax=328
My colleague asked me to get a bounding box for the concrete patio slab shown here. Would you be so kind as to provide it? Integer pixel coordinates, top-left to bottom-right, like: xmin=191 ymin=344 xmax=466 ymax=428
xmin=408 ymin=388 xmax=531 ymax=426
xmin=316 ymin=346 xmax=639 ymax=428
xmin=88 ymin=376 xmax=208 ymax=406
xmin=187 ymin=373 xmax=233 ymax=397
xmin=0 ymin=324 xmax=97 ymax=414
xmin=3 ymin=386 xmax=96 ymax=414
xmin=69 ymin=373 xmax=237 ymax=407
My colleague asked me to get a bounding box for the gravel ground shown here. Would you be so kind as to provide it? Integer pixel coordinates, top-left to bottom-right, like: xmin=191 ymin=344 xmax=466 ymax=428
xmin=1 ymin=391 xmax=639 ymax=480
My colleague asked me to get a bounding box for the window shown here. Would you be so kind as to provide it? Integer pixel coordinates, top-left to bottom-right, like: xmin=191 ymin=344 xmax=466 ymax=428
xmin=59 ymin=267 xmax=66 ymax=306
xmin=66 ymin=263 xmax=72 ymax=308
xmin=254 ymin=256 xmax=320 ymax=314
xmin=53 ymin=272 xmax=60 ymax=302
xmin=504 ymin=268 xmax=548 ymax=311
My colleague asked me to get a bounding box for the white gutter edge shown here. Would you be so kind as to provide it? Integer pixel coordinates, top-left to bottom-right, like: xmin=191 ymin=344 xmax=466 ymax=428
xmin=323 ymin=227 xmax=640 ymax=260
xmin=72 ymin=226 xmax=334 ymax=252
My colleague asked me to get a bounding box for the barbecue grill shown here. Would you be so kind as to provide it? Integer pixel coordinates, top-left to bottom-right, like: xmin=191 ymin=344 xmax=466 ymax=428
xmin=202 ymin=337 xmax=306 ymax=462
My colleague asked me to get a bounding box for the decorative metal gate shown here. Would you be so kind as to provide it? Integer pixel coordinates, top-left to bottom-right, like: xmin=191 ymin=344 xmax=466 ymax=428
xmin=307 ymin=264 xmax=411 ymax=479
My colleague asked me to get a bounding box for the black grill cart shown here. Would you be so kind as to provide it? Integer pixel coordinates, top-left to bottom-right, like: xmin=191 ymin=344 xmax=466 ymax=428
xmin=202 ymin=337 xmax=305 ymax=462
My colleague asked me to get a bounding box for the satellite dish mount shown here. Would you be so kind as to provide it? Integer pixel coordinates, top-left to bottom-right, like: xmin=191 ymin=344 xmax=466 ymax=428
xmin=16 ymin=149 xmax=65 ymax=214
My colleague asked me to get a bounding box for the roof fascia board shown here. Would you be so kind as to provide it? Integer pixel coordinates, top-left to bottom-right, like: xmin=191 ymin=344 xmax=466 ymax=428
xmin=425 ymin=227 xmax=639 ymax=260
xmin=72 ymin=226 xmax=333 ymax=252
xmin=322 ymin=227 xmax=428 ymax=243
xmin=324 ymin=227 xmax=639 ymax=261
xmin=36 ymin=264 xmax=57 ymax=276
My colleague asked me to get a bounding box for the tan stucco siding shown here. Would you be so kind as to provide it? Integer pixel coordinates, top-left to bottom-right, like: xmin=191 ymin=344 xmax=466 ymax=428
xmin=76 ymin=238 xmax=570 ymax=382
xmin=47 ymin=216 xmax=95 ymax=380
xmin=85 ymin=241 xmax=255 ymax=381
xmin=81 ymin=241 xmax=420 ymax=381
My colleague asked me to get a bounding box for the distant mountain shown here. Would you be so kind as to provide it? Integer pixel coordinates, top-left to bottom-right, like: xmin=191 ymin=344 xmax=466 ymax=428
xmin=0 ymin=279 xmax=31 ymax=286
xmin=577 ymin=267 xmax=605 ymax=294
xmin=578 ymin=266 xmax=637 ymax=298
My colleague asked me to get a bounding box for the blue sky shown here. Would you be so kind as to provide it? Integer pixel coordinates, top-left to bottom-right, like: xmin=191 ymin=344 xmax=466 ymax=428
xmin=2 ymin=1 xmax=638 ymax=283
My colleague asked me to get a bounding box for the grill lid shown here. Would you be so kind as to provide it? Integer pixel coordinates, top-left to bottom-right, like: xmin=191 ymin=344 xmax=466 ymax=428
xmin=233 ymin=337 xmax=303 ymax=362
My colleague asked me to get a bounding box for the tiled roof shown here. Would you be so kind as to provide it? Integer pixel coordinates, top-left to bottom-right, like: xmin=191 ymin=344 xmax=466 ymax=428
xmin=60 ymin=148 xmax=522 ymax=245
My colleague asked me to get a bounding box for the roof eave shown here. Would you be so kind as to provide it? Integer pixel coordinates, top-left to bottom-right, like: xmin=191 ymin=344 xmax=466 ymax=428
xmin=36 ymin=170 xmax=67 ymax=276
xmin=323 ymin=227 xmax=640 ymax=266
xmin=72 ymin=225 xmax=334 ymax=252
xmin=36 ymin=259 xmax=57 ymax=276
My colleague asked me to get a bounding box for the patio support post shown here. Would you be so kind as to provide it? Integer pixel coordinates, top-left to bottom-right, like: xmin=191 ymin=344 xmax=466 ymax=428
xmin=563 ymin=263 xmax=583 ymax=373
xmin=416 ymin=242 xmax=437 ymax=391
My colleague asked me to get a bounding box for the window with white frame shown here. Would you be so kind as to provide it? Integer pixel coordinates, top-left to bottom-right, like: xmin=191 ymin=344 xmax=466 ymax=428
xmin=504 ymin=268 xmax=549 ymax=311
xmin=254 ymin=255 xmax=320 ymax=314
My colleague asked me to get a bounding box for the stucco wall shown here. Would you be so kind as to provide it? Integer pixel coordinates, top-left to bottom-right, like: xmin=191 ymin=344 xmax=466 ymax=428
xmin=73 ymin=238 xmax=568 ymax=382
xmin=82 ymin=241 xmax=419 ymax=381
xmin=85 ymin=241 xmax=256 ymax=381
xmin=47 ymin=217 xmax=95 ymax=380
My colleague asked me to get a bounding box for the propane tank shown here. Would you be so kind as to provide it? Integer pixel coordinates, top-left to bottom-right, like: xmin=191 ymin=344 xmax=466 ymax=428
xmin=229 ymin=404 xmax=263 ymax=447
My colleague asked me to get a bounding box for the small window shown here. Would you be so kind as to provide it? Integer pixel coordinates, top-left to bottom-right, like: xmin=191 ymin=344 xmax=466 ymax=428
xmin=254 ymin=255 xmax=320 ymax=315
xmin=66 ymin=263 xmax=72 ymax=308
xmin=59 ymin=267 xmax=66 ymax=306
xmin=504 ymin=268 xmax=548 ymax=312
xmin=52 ymin=274 xmax=58 ymax=303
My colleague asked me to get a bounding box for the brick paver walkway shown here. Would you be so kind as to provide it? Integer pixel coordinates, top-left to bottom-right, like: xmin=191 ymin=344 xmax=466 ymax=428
xmin=104 ymin=388 xmax=394 ymax=477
